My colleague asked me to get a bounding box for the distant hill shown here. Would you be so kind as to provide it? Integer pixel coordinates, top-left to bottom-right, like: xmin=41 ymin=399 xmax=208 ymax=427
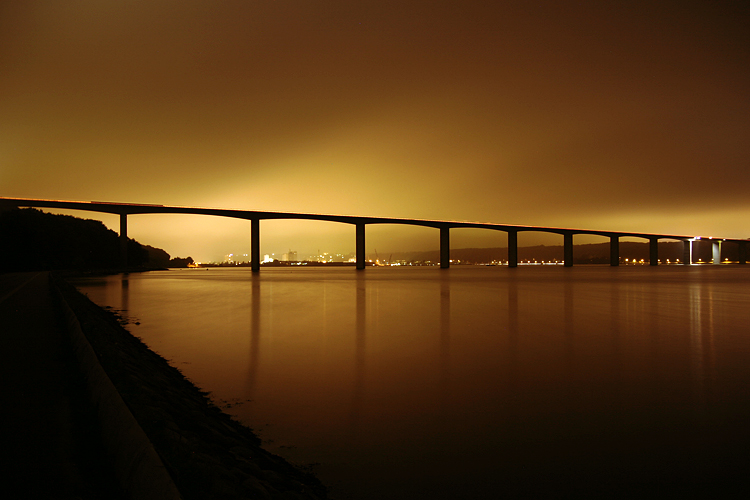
xmin=0 ymin=208 xmax=191 ymax=271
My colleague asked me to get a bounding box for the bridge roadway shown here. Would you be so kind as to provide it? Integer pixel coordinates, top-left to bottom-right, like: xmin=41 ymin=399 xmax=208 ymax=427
xmin=1 ymin=197 xmax=747 ymax=270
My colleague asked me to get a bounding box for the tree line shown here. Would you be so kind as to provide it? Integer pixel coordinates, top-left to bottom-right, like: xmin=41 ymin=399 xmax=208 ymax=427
xmin=0 ymin=208 xmax=192 ymax=272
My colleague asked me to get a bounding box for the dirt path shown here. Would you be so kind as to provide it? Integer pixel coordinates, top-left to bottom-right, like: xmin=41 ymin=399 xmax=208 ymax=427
xmin=0 ymin=272 xmax=122 ymax=498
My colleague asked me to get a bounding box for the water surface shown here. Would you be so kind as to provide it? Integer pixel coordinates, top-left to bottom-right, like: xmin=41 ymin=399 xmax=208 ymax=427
xmin=72 ymin=266 xmax=750 ymax=498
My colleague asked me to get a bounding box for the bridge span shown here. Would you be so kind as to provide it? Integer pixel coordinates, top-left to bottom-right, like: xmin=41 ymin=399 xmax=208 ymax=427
xmin=1 ymin=197 xmax=747 ymax=270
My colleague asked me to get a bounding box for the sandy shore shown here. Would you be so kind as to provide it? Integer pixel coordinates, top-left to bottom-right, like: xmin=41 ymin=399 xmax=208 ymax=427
xmin=53 ymin=273 xmax=328 ymax=500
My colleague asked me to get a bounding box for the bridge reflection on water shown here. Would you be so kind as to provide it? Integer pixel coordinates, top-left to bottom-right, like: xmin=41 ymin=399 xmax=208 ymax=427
xmin=71 ymin=266 xmax=750 ymax=499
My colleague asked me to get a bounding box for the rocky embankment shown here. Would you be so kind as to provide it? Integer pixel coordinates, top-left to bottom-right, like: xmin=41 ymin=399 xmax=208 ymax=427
xmin=53 ymin=275 xmax=328 ymax=500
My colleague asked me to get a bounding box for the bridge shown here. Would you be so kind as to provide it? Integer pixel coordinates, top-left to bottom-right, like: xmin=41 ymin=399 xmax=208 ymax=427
xmin=1 ymin=197 xmax=747 ymax=270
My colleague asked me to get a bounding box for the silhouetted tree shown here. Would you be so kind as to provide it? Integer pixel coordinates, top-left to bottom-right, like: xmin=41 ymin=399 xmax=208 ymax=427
xmin=168 ymin=256 xmax=194 ymax=267
xmin=143 ymin=244 xmax=171 ymax=267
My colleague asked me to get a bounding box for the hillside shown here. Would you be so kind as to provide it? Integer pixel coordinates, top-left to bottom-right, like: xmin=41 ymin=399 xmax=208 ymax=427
xmin=0 ymin=208 xmax=191 ymax=271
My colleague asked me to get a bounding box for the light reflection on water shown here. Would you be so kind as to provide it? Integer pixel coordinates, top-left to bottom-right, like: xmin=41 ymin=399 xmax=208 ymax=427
xmin=72 ymin=266 xmax=750 ymax=498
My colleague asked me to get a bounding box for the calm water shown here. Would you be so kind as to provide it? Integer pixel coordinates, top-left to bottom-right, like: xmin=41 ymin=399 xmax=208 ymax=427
xmin=72 ymin=266 xmax=750 ymax=498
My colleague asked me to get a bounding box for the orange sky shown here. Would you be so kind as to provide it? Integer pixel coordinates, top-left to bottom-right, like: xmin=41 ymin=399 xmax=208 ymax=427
xmin=2 ymin=1 xmax=748 ymax=261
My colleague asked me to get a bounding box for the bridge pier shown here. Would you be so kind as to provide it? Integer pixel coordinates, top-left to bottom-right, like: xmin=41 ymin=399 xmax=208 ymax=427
xmin=251 ymin=219 xmax=260 ymax=273
xmin=119 ymin=214 xmax=128 ymax=268
xmin=649 ymin=238 xmax=659 ymax=266
xmin=507 ymin=230 xmax=518 ymax=268
xmin=610 ymin=236 xmax=619 ymax=266
xmin=440 ymin=227 xmax=450 ymax=269
xmin=563 ymin=233 xmax=573 ymax=267
xmin=356 ymin=223 xmax=366 ymax=270
xmin=739 ymin=241 xmax=747 ymax=265
xmin=683 ymin=240 xmax=692 ymax=265
xmin=712 ymin=240 xmax=722 ymax=264
xmin=8 ymin=197 xmax=747 ymax=271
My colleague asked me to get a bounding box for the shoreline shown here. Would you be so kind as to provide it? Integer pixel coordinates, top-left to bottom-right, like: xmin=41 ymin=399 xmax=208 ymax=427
xmin=52 ymin=273 xmax=328 ymax=500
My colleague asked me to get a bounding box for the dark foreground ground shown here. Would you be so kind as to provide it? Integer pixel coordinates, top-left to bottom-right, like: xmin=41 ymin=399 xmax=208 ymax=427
xmin=0 ymin=271 xmax=328 ymax=500
xmin=1 ymin=272 xmax=124 ymax=499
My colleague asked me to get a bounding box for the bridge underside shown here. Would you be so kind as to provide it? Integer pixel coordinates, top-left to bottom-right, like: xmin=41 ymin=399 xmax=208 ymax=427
xmin=1 ymin=197 xmax=745 ymax=270
xmin=60 ymin=216 xmax=750 ymax=271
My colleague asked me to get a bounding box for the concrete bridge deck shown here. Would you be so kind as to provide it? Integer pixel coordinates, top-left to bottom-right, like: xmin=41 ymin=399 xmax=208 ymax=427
xmin=1 ymin=197 xmax=747 ymax=270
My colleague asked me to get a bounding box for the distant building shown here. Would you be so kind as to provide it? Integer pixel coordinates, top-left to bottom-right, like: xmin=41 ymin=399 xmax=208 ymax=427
xmin=281 ymin=250 xmax=297 ymax=262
